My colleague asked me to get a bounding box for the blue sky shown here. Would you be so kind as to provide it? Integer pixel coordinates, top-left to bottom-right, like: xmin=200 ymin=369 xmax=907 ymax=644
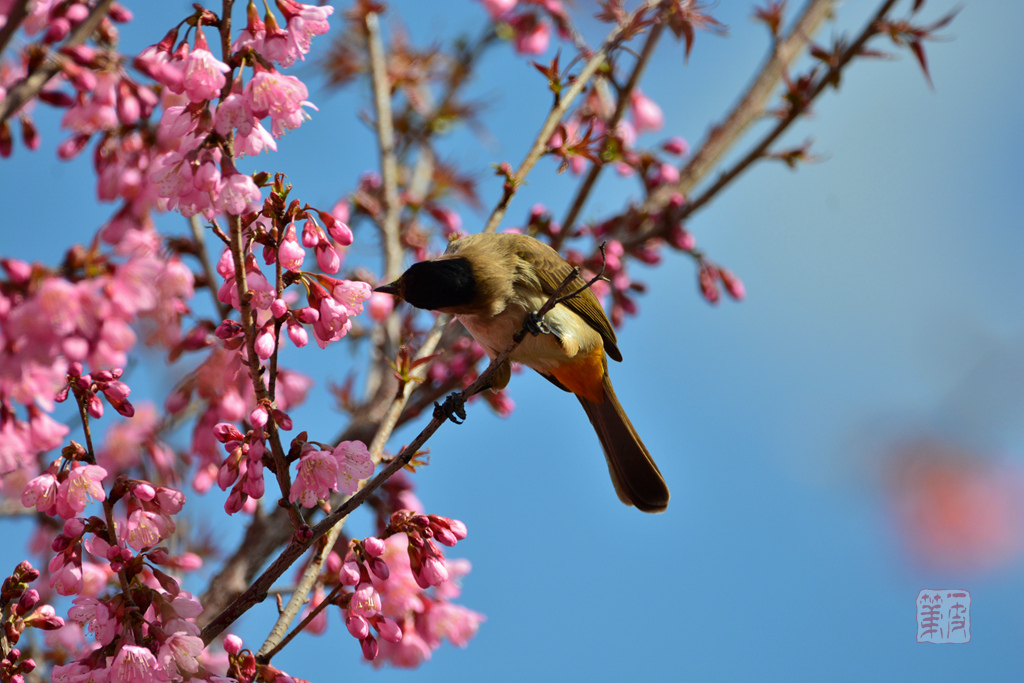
xmin=2 ymin=0 xmax=1022 ymax=681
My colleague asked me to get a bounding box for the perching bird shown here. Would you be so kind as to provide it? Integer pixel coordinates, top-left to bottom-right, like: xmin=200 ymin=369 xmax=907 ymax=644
xmin=375 ymin=232 xmax=669 ymax=513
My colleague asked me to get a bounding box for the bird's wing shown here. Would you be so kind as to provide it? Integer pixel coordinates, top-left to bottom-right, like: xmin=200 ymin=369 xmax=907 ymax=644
xmin=517 ymin=242 xmax=623 ymax=362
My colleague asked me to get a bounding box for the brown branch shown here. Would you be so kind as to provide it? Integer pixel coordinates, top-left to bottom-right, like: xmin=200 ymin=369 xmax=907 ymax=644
xmin=647 ymin=0 xmax=837 ymax=210
xmin=480 ymin=1 xmax=659 ymax=235
xmin=553 ymin=19 xmax=666 ymax=250
xmin=0 ymin=0 xmax=115 ymax=124
xmin=189 ymin=215 xmax=231 ymax=321
xmin=0 ymin=0 xmax=30 ymax=57
xmin=671 ymin=0 xmax=898 ymax=222
xmin=225 ymin=214 xmax=304 ymax=530
xmin=259 ymin=582 xmax=344 ymax=663
xmin=365 ymin=11 xmax=403 ymax=283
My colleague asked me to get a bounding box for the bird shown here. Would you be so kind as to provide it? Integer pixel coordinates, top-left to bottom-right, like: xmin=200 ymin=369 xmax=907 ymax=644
xmin=374 ymin=232 xmax=669 ymax=513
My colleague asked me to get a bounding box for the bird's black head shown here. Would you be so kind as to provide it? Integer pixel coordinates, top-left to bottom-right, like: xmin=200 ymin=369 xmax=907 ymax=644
xmin=377 ymin=257 xmax=477 ymax=312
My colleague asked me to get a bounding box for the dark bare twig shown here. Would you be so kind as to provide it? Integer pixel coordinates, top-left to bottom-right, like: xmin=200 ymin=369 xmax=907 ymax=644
xmin=0 ymin=0 xmax=30 ymax=57
xmin=0 ymin=0 xmax=116 ymax=124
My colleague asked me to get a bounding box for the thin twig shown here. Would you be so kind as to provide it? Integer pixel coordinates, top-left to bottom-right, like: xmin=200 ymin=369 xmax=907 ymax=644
xmin=481 ymin=1 xmax=659 ymax=235
xmin=0 ymin=0 xmax=115 ymax=123
xmin=0 ymin=0 xmax=30 ymax=57
xmin=672 ymin=0 xmax=896 ymax=222
xmin=189 ymin=215 xmax=231 ymax=321
xmin=648 ymin=0 xmax=837 ymax=210
xmin=256 ymin=525 xmax=339 ymax=659
xmin=260 ymin=582 xmax=344 ymax=663
xmin=553 ymin=20 xmax=666 ymax=250
xmin=365 ymin=11 xmax=403 ymax=282
xmin=225 ymin=214 xmax=304 ymax=530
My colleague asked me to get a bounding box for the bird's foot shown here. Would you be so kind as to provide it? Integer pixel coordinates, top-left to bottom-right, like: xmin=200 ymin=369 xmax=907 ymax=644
xmin=433 ymin=392 xmax=467 ymax=425
xmin=524 ymin=311 xmax=551 ymax=337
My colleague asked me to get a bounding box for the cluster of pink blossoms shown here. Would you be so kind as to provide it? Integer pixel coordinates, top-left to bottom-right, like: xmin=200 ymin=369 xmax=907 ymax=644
xmin=0 ymin=229 xmax=194 ymax=485
xmin=0 ymin=0 xmax=492 ymax=677
xmin=330 ymin=506 xmax=483 ymax=668
xmin=141 ymin=0 xmax=333 ymax=219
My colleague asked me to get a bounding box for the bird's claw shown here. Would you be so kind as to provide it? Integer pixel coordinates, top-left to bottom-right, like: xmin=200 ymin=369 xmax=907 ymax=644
xmin=524 ymin=311 xmax=551 ymax=337
xmin=433 ymin=393 xmax=467 ymax=425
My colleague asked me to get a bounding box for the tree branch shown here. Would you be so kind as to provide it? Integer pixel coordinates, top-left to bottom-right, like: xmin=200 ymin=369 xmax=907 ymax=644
xmin=553 ymin=19 xmax=666 ymax=250
xmin=0 ymin=0 xmax=116 ymax=124
xmin=481 ymin=0 xmax=659 ymax=235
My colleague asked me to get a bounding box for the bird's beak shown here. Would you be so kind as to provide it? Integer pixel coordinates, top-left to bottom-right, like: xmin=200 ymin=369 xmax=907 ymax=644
xmin=374 ymin=280 xmax=402 ymax=297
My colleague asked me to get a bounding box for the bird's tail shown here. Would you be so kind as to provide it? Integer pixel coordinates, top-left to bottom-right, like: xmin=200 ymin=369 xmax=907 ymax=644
xmin=577 ymin=374 xmax=670 ymax=513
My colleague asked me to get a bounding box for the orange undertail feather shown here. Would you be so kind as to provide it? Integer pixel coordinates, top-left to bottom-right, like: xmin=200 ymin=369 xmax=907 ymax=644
xmin=549 ymin=351 xmax=606 ymax=404
xmin=556 ymin=354 xmax=670 ymax=513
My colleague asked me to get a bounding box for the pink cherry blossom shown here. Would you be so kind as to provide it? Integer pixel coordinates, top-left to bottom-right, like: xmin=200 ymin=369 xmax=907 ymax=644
xmin=216 ymin=172 xmax=262 ymax=215
xmin=510 ymin=13 xmax=550 ymax=55
xmin=111 ymin=643 xmax=165 ymax=683
xmin=479 ymin=0 xmax=518 ymax=17
xmin=22 ymin=469 xmax=58 ymax=515
xmin=157 ymin=630 xmax=204 ymax=675
xmin=289 ymin=446 xmax=338 ymax=507
xmin=332 ymin=440 xmax=374 ymax=494
xmin=244 ymin=68 xmax=308 ymax=120
xmin=630 ymin=89 xmax=664 ymax=133
xmin=182 ymin=34 xmax=231 ymax=103
xmin=125 ymin=508 xmax=174 ymax=550
xmin=56 ymin=465 xmax=107 ymax=519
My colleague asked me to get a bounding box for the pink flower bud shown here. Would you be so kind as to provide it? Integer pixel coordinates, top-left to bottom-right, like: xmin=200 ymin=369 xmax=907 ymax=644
xmin=434 ymin=528 xmax=458 ymax=547
xmin=301 ymin=219 xmax=321 ymax=248
xmin=174 ymin=552 xmax=203 ymax=571
xmin=271 ymin=298 xmax=288 ymax=318
xmin=44 ymin=18 xmax=71 ymax=43
xmin=272 ymin=409 xmax=292 ymax=431
xmin=286 ymin=320 xmax=308 ymax=347
xmin=630 ymin=90 xmax=664 ymax=133
xmin=418 ymin=556 xmax=449 ymax=586
xmin=214 ymin=423 xmax=245 ymax=443
xmin=223 ymin=634 xmax=243 ymax=655
xmin=148 ymin=548 xmax=170 ymax=564
xmin=86 ymin=395 xmax=104 ymax=418
xmin=64 ymin=3 xmax=89 ymax=23
xmin=376 ymin=617 xmax=403 ymax=643
xmin=718 ymin=268 xmax=746 ymax=301
xmin=446 ymin=518 xmax=468 ymax=540
xmin=368 ymin=558 xmax=389 ymax=581
xmin=346 ymin=614 xmax=369 ymax=639
xmin=62 ymin=517 xmax=86 ymax=539
xmin=224 ymin=489 xmax=246 ymax=514
xmin=667 ymin=224 xmax=696 ymax=251
xmin=17 ymin=589 xmax=39 ymax=613
xmin=57 ymin=134 xmax=90 ymax=160
xmin=698 ymin=264 xmax=720 ymax=305
xmin=295 ymin=306 xmax=319 ymax=323
xmin=339 ymin=559 xmax=361 ymax=586
xmin=360 ymin=636 xmax=378 ymax=661
xmin=249 ymin=405 xmax=269 ymax=429
xmin=109 ymin=3 xmax=133 ymax=22
xmin=363 ymin=537 xmax=385 ymax=557
xmin=663 ymin=136 xmax=690 ymax=156
xmin=254 ymin=326 xmax=276 ymax=360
